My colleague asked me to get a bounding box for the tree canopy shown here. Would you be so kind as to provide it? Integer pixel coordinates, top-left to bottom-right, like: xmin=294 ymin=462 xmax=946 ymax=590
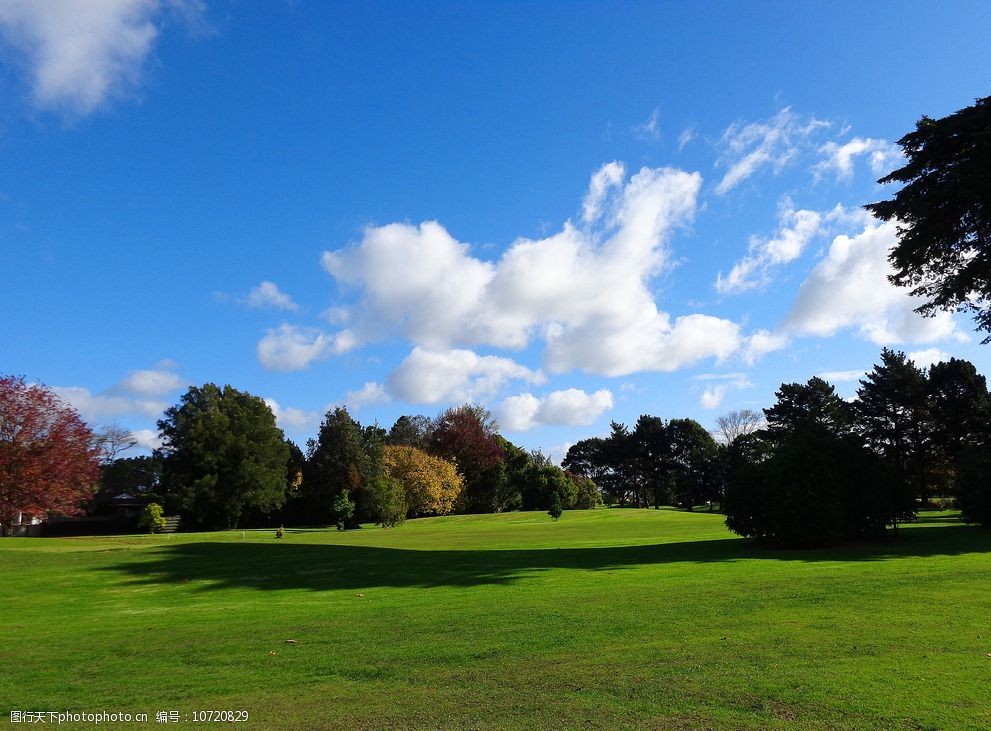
xmin=865 ymin=95 xmax=991 ymax=340
xmin=0 ymin=375 xmax=101 ymax=534
xmin=157 ymin=384 xmax=289 ymax=530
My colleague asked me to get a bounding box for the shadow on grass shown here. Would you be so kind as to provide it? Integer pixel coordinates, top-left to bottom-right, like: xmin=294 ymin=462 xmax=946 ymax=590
xmin=100 ymin=522 xmax=991 ymax=593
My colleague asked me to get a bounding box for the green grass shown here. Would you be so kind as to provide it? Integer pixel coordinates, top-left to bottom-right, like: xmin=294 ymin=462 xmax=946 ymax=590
xmin=2 ymin=509 xmax=990 ymax=730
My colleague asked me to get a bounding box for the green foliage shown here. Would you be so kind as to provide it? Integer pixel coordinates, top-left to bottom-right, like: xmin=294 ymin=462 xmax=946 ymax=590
xmin=865 ymin=95 xmax=991 ymax=340
xmin=138 ymin=502 xmax=166 ymax=534
xmin=520 ymin=463 xmax=574 ymax=511
xmin=386 ymin=415 xmax=434 ymax=450
xmin=566 ymin=473 xmax=602 ymax=509
xmin=547 ymin=492 xmax=563 ymax=520
xmin=855 ymin=349 xmax=935 ymax=504
xmin=764 ymin=377 xmax=852 ymax=438
xmin=305 ymin=407 xmax=384 ymax=525
xmin=157 ymin=384 xmax=289 ymax=531
xmin=364 ymin=474 xmax=407 ymax=527
xmin=955 ymin=446 xmax=991 ymax=526
xmin=332 ymin=490 xmax=355 ymax=531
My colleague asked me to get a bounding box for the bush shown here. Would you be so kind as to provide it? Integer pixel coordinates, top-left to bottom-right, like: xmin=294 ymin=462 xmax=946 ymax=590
xmin=332 ymin=491 xmax=355 ymax=531
xmin=723 ymin=427 xmax=909 ymax=547
xmin=365 ymin=475 xmax=407 ymax=528
xmin=138 ymin=503 xmax=167 ymax=534
xmin=275 ymin=525 xmax=285 ymax=539
xmin=548 ymin=493 xmax=563 ymax=521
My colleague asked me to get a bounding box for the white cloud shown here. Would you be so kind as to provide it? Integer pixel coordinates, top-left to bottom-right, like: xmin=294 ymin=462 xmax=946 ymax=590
xmin=111 ymin=368 xmax=184 ymax=397
xmin=131 ymin=428 xmax=162 ymax=451
xmin=257 ymin=324 xmax=357 ymax=372
xmin=581 ymin=161 xmax=626 ymax=223
xmin=815 ymin=137 xmax=903 ymax=182
xmin=388 ymin=347 xmax=544 ymax=405
xmin=498 ymin=388 xmax=613 ymax=431
xmin=246 ymin=281 xmax=299 ymax=311
xmin=740 ymin=329 xmax=789 ymax=365
xmin=263 ymin=398 xmax=321 ymax=434
xmin=817 ymin=369 xmax=867 ymax=383
xmin=0 ymin=0 xmax=202 ymax=115
xmin=677 ymin=127 xmax=695 ymax=151
xmin=345 ymin=382 xmax=389 ymax=411
xmin=633 ymin=108 xmax=661 ymax=141
xmin=694 ymin=372 xmax=753 ymax=410
xmin=53 ymin=385 xmax=166 ymax=423
xmin=907 ymin=348 xmax=949 ymax=370
xmin=715 ymin=107 xmax=830 ymax=194
xmin=785 ymin=220 xmax=962 ymax=345
xmin=322 ymin=164 xmax=753 ymax=377
xmin=716 ymin=197 xmax=822 ymax=294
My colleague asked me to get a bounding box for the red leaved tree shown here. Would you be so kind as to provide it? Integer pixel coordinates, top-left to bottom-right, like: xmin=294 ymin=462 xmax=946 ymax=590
xmin=0 ymin=376 xmax=101 ymax=535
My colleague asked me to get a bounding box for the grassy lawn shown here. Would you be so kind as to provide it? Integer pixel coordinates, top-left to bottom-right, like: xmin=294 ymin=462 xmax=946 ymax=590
xmin=1 ymin=509 xmax=989 ymax=730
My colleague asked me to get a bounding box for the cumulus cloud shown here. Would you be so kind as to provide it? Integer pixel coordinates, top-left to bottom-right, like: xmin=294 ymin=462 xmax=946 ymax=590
xmin=581 ymin=161 xmax=626 ymax=223
xmin=907 ymin=348 xmax=949 ymax=370
xmin=110 ymin=368 xmax=185 ymax=397
xmin=498 ymin=388 xmax=613 ymax=431
xmin=345 ymin=382 xmax=390 ymax=411
xmin=815 ymin=137 xmax=903 ymax=182
xmin=817 ymin=369 xmax=867 ymax=383
xmin=716 ymin=197 xmax=822 ymax=294
xmin=246 ymin=281 xmax=299 ymax=311
xmin=693 ymin=372 xmax=753 ymax=410
xmin=263 ymin=398 xmax=321 ymax=434
xmin=715 ymin=107 xmax=830 ymax=194
xmin=740 ymin=329 xmax=789 ymax=365
xmin=132 ymin=428 xmax=163 ymax=451
xmin=0 ymin=0 xmax=203 ymax=115
xmin=257 ymin=324 xmax=357 ymax=372
xmin=784 ymin=220 xmax=963 ymax=345
xmin=52 ymin=364 xmax=187 ymax=423
xmin=54 ymin=385 xmax=166 ymax=423
xmin=323 ymin=164 xmax=751 ymax=377
xmin=387 ymin=347 xmax=543 ymax=405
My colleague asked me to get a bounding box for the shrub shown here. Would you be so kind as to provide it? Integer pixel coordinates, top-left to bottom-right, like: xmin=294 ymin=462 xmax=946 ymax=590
xmin=275 ymin=525 xmax=286 ymax=539
xmin=138 ymin=502 xmax=167 ymax=534
xmin=332 ymin=491 xmax=355 ymax=531
xmin=548 ymin=493 xmax=563 ymax=521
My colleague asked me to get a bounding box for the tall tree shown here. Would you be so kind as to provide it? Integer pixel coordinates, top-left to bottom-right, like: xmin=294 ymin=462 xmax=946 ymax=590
xmin=0 ymin=376 xmax=101 ymax=535
xmin=666 ymin=418 xmax=721 ymax=510
xmin=855 ymin=349 xmax=934 ymax=504
xmin=714 ymin=409 xmax=765 ymax=444
xmin=158 ymin=384 xmax=289 ymax=530
xmin=865 ymin=95 xmax=991 ymax=340
xmin=383 ymin=445 xmax=463 ymax=517
xmin=632 ymin=415 xmax=669 ymax=508
xmin=429 ymin=404 xmax=505 ymax=512
xmin=386 ymin=414 xmax=434 ymax=449
xmin=305 ymin=407 xmax=384 ymax=525
xmin=927 ymin=357 xmax=991 ymax=464
xmin=764 ymin=377 xmax=852 ymax=438
xmin=93 ymin=424 xmax=138 ymax=465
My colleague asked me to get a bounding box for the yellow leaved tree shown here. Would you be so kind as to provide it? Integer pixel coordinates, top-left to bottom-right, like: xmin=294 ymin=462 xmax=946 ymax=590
xmin=384 ymin=445 xmax=464 ymax=517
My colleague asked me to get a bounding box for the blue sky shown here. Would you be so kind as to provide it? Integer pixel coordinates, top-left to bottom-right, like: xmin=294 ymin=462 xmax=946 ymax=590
xmin=2 ymin=1 xmax=990 ymax=459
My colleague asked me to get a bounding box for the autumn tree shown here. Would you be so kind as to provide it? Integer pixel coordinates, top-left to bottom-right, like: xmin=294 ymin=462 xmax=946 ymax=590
xmin=865 ymin=95 xmax=991 ymax=340
xmin=0 ymin=376 xmax=101 ymax=535
xmin=383 ymin=445 xmax=463 ymax=517
xmin=429 ymin=404 xmax=506 ymax=512
xmin=158 ymin=384 xmax=289 ymax=530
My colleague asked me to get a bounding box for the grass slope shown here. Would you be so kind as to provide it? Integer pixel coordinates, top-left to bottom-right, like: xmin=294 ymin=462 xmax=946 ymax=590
xmin=2 ymin=509 xmax=989 ymax=730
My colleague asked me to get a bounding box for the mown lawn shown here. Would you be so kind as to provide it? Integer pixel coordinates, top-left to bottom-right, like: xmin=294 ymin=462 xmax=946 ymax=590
xmin=1 ymin=509 xmax=989 ymax=730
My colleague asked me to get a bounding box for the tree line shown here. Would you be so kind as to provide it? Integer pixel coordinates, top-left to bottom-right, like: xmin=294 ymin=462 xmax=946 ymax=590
xmin=562 ymin=349 xmax=991 ymax=545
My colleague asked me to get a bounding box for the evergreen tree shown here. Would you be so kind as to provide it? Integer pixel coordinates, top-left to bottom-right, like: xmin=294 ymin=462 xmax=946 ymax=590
xmin=158 ymin=384 xmax=289 ymax=530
